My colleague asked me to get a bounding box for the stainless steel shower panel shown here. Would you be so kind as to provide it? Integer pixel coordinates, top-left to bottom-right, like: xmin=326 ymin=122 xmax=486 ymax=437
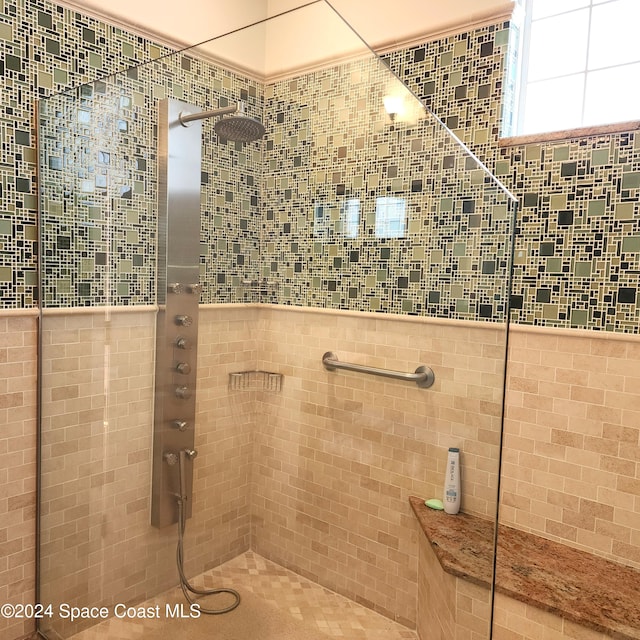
xmin=151 ymin=98 xmax=202 ymax=529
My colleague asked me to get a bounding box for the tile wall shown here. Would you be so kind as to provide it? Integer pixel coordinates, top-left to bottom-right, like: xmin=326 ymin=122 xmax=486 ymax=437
xmin=262 ymin=58 xmax=514 ymax=320
xmin=37 ymin=26 xmax=514 ymax=321
xmin=39 ymin=309 xmax=159 ymax=637
xmin=251 ymin=306 xmax=506 ymax=625
xmin=37 ymin=305 xmax=256 ymax=638
xmin=492 ymin=593 xmax=617 ymax=640
xmin=0 ymin=313 xmax=37 ymax=640
xmin=390 ymin=26 xmax=640 ymax=334
xmin=0 ymin=0 xmax=173 ymax=309
xmin=38 ymin=54 xmax=263 ymax=308
xmin=502 ymin=326 xmax=640 ymax=570
xmin=0 ymin=1 xmax=638 ymax=640
xmin=502 ymin=136 xmax=640 ymax=333
xmin=416 ymin=526 xmax=491 ymax=640
xmin=30 ymin=4 xmax=640 ymax=332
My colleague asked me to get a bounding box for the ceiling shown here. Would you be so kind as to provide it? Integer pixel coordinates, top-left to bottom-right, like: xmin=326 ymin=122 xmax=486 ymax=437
xmin=58 ymin=0 xmax=515 ymax=79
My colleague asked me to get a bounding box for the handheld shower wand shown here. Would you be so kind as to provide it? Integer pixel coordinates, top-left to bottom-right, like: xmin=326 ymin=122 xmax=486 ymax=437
xmin=173 ymin=449 xmax=241 ymax=614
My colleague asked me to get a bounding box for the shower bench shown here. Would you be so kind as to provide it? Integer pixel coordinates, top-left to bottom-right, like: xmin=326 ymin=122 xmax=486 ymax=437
xmin=409 ymin=496 xmax=640 ymax=640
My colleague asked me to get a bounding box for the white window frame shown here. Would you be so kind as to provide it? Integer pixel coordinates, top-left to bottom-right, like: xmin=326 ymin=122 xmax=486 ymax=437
xmin=515 ymin=0 xmax=640 ymax=137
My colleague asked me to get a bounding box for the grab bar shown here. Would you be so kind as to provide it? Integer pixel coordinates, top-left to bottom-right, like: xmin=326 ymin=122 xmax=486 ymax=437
xmin=322 ymin=352 xmax=435 ymax=389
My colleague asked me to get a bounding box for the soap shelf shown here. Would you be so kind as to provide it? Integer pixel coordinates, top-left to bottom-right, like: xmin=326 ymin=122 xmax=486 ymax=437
xmin=229 ymin=370 xmax=283 ymax=392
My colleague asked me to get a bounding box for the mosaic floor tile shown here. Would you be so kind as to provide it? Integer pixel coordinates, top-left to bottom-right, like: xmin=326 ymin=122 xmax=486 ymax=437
xmin=67 ymin=551 xmax=417 ymax=640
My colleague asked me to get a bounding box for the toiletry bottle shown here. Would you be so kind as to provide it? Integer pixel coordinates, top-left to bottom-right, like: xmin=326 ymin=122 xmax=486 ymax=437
xmin=443 ymin=447 xmax=461 ymax=515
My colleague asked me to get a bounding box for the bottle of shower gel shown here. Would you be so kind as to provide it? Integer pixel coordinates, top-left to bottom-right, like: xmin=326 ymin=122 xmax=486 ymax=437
xmin=443 ymin=447 xmax=461 ymax=515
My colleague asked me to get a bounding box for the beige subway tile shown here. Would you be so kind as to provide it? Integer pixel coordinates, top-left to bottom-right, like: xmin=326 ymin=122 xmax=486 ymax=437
xmin=570 ymin=385 xmax=605 ymax=405
xmin=545 ymin=519 xmax=578 ymax=541
xmin=605 ymin=389 xmax=640 ymax=411
xmin=575 ymin=529 xmax=613 ymax=556
xmin=555 ymin=367 xmax=589 ymax=386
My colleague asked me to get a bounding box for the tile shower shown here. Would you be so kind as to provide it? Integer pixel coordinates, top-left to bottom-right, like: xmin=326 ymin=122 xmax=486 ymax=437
xmin=0 ymin=2 xmax=638 ymax=640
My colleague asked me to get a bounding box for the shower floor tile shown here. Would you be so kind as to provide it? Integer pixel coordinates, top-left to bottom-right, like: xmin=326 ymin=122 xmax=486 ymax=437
xmin=67 ymin=551 xmax=418 ymax=640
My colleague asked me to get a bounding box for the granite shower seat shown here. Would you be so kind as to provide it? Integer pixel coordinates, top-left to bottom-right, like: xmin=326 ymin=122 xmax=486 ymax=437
xmin=409 ymin=496 xmax=640 ymax=640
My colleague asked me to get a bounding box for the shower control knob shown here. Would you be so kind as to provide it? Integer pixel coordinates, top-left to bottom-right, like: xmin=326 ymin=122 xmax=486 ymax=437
xmin=164 ymin=452 xmax=178 ymax=466
xmin=187 ymin=283 xmax=201 ymax=295
xmin=175 ymin=385 xmax=191 ymax=400
xmin=172 ymin=420 xmax=188 ymax=431
xmin=183 ymin=449 xmax=198 ymax=461
xmin=175 ymin=336 xmax=191 ymax=350
xmin=175 ymin=362 xmax=191 ymax=375
xmin=174 ymin=314 xmax=193 ymax=327
xmin=168 ymin=282 xmax=184 ymax=294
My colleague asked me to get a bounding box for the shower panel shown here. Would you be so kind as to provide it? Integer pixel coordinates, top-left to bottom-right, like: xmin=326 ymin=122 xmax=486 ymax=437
xmin=151 ymin=98 xmax=202 ymax=528
xmin=151 ymin=96 xmax=264 ymax=529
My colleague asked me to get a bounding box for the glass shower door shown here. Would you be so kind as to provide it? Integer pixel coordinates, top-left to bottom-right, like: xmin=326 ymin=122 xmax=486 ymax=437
xmin=37 ymin=4 xmax=517 ymax=638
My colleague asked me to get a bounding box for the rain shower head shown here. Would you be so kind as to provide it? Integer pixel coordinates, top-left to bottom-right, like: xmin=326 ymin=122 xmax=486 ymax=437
xmin=178 ymin=101 xmax=265 ymax=143
xmin=214 ymin=114 xmax=265 ymax=143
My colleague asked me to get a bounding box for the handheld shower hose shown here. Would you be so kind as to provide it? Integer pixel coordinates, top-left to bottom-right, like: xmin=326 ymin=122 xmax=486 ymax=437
xmin=175 ymin=449 xmax=241 ymax=614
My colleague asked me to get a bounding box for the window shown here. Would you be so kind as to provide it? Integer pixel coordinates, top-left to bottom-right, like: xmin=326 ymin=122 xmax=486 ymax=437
xmin=516 ymin=0 xmax=640 ymax=135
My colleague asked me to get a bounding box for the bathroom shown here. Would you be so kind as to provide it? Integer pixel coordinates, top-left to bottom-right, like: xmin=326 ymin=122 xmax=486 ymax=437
xmin=1 ymin=0 xmax=638 ymax=639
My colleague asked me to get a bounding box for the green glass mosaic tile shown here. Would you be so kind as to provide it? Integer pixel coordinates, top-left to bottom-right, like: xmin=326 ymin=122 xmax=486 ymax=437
xmin=37 ymin=11 xmax=52 ymax=28
xmin=575 ymin=262 xmax=592 ymax=277
xmin=0 ymin=22 xmax=12 ymax=40
xmin=588 ymin=200 xmax=606 ymax=217
xmin=525 ymin=145 xmax=541 ymax=161
xmin=546 ymin=258 xmax=563 ymax=273
xmin=440 ymin=51 xmax=453 ymax=66
xmin=53 ymin=68 xmax=67 ymax=84
xmin=495 ymin=161 xmax=510 ymax=175
xmin=591 ymin=149 xmax=609 ymax=165
xmin=6 ymin=54 xmax=21 ymax=71
xmin=615 ymin=203 xmax=634 ymax=219
xmin=550 ymin=194 xmax=566 ymax=209
xmin=571 ymin=309 xmax=588 ymax=326
xmin=453 ymin=242 xmax=466 ymax=256
xmin=553 ymin=146 xmax=570 ymax=162
xmin=55 ymin=278 xmax=70 ymax=293
xmin=622 ymin=236 xmax=640 ymax=252
xmin=495 ymin=28 xmax=510 ymax=47
xmin=622 ymin=172 xmax=640 ymax=189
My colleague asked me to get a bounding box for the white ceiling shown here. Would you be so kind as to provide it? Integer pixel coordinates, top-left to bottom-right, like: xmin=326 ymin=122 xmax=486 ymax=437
xmin=59 ymin=0 xmax=515 ymax=79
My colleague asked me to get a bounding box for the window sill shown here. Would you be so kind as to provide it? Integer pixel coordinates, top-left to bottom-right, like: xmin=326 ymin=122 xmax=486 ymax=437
xmin=499 ymin=119 xmax=640 ymax=147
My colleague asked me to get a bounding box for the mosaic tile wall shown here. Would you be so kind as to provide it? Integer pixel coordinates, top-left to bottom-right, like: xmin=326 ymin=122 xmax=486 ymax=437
xmin=0 ymin=0 xmax=170 ymax=308
xmin=382 ymin=22 xmax=512 ymax=161
xmin=36 ymin=14 xmax=516 ymax=321
xmin=38 ymin=54 xmax=264 ymax=307
xmin=261 ymin=58 xmax=515 ymax=321
xmin=499 ymin=136 xmax=640 ymax=333
xmin=384 ymin=22 xmax=640 ymax=333
xmin=4 ymin=0 xmax=640 ymax=325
